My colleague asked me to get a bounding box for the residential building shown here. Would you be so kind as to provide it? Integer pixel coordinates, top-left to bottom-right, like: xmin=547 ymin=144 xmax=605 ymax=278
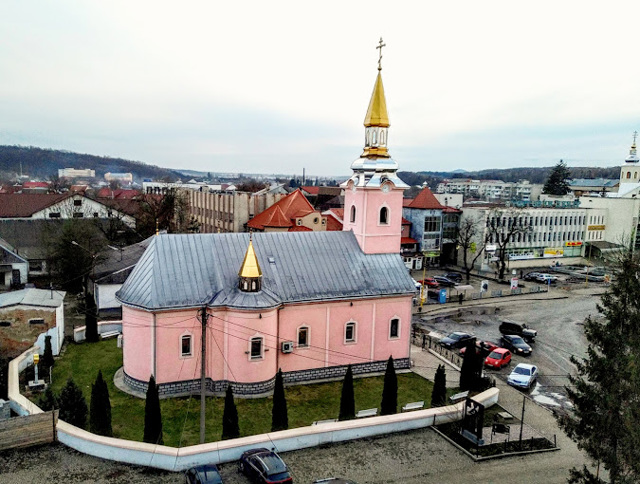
xmin=403 ymin=187 xmax=445 ymax=266
xmin=247 ymin=189 xmax=326 ymax=232
xmin=568 ymin=178 xmax=619 ymax=197
xmin=104 ymin=172 xmax=133 ymax=184
xmin=116 ymin=53 xmax=414 ymax=396
xmin=58 ymin=168 xmax=95 ymax=178
xmin=436 ymin=178 xmax=542 ymax=202
xmin=0 ymin=239 xmax=28 ymax=289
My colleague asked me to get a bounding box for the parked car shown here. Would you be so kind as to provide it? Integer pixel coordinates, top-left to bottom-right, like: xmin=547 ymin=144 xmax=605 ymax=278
xmin=500 ymin=334 xmax=532 ymax=356
xmin=484 ymin=348 xmax=512 ymax=369
xmin=507 ymin=363 xmax=538 ymax=389
xmin=523 ymin=272 xmax=541 ymax=281
xmin=238 ymin=448 xmax=293 ymax=484
xmin=499 ymin=320 xmax=537 ymax=343
xmin=440 ymin=331 xmax=475 ymax=350
xmin=444 ymin=272 xmax=463 ymax=283
xmin=417 ymin=277 xmax=440 ymax=288
xmin=459 ymin=340 xmax=499 ymax=357
xmin=433 ymin=276 xmax=457 ymax=287
xmin=185 ymin=465 xmax=224 ymax=484
xmin=535 ymin=273 xmax=558 ymax=284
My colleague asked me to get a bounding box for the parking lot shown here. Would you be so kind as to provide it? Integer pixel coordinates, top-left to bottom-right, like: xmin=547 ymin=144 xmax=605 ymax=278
xmin=414 ymin=275 xmax=601 ymax=412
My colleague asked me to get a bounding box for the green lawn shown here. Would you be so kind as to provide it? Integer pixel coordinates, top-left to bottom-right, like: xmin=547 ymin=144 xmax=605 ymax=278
xmin=47 ymin=339 xmax=438 ymax=447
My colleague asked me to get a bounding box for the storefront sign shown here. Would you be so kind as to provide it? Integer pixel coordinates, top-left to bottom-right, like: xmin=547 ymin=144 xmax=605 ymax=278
xmin=544 ymin=248 xmax=564 ymax=257
xmin=507 ymin=199 xmax=581 ymax=209
xmin=566 ymin=241 xmax=583 ymax=247
xmin=587 ymin=225 xmax=605 ymax=231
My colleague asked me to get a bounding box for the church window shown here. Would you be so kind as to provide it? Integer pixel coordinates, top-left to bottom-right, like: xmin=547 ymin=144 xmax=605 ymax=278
xmin=345 ymin=322 xmax=356 ymax=343
xmin=250 ymin=337 xmax=263 ymax=359
xmin=389 ymin=318 xmax=400 ymax=339
xmin=379 ymin=130 xmax=386 ymax=145
xmin=297 ymin=326 xmax=309 ymax=348
xmin=372 ymin=130 xmax=377 ymax=145
xmin=350 ymin=205 xmax=356 ymax=223
xmin=181 ymin=335 xmax=192 ymax=357
xmin=627 ymin=172 xmax=631 ymax=179
xmin=635 ymin=172 xmax=638 ymax=179
xmin=379 ymin=206 xmax=389 ymax=225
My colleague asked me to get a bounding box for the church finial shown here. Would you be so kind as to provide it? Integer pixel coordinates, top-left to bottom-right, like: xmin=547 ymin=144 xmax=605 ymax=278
xmin=625 ymin=130 xmax=639 ymax=164
xmin=239 ymin=233 xmax=262 ymax=292
xmin=633 ymin=130 xmax=638 ymax=148
xmin=376 ymin=37 xmax=386 ymax=71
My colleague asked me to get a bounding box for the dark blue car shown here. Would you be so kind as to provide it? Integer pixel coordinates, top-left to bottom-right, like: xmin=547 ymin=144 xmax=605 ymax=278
xmin=185 ymin=464 xmax=223 ymax=484
xmin=238 ymin=448 xmax=293 ymax=483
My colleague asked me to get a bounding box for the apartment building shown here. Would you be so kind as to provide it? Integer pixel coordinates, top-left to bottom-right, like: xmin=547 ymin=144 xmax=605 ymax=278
xmin=436 ymin=179 xmax=542 ymax=202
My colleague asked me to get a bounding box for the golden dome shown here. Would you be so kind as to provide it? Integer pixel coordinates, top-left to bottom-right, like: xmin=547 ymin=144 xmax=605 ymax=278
xmin=363 ymin=72 xmax=390 ymax=128
xmin=239 ymin=238 xmax=262 ymax=278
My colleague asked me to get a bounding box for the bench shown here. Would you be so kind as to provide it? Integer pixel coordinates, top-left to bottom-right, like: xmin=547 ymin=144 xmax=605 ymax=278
xmin=355 ymin=408 xmax=378 ymax=418
xmin=312 ymin=418 xmax=338 ymax=425
xmin=449 ymin=391 xmax=469 ymax=403
xmin=100 ymin=330 xmax=121 ymax=340
xmin=401 ymin=401 xmax=425 ymax=412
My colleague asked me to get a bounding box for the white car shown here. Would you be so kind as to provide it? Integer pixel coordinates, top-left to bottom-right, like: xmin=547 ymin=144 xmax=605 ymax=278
xmin=507 ymin=363 xmax=538 ymax=389
xmin=535 ymin=273 xmax=558 ymax=284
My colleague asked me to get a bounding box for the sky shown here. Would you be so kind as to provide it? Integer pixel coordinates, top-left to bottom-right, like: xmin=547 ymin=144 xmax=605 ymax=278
xmin=2 ymin=1 xmax=640 ymax=178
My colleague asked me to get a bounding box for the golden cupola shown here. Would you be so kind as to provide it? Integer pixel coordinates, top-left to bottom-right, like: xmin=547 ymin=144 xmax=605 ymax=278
xmin=238 ymin=235 xmax=262 ymax=292
xmin=362 ymin=39 xmax=391 ymax=159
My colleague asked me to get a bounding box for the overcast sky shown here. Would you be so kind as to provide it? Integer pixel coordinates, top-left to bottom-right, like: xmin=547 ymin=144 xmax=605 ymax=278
xmin=2 ymin=1 xmax=639 ymax=178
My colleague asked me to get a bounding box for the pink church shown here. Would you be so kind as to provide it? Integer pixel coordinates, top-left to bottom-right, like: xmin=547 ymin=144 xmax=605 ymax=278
xmin=117 ymin=60 xmax=415 ymax=396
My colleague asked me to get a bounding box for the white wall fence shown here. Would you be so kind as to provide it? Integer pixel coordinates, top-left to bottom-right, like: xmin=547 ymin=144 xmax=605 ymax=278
xmin=73 ymin=321 xmax=123 ymax=343
xmin=8 ymin=345 xmax=499 ymax=472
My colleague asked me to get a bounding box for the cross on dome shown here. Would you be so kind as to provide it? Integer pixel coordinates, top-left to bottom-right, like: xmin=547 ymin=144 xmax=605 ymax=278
xmin=376 ymin=37 xmax=386 ymax=71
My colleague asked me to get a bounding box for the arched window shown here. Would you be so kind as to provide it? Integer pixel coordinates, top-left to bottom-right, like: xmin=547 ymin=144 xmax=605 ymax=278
xmin=379 ymin=130 xmax=386 ymax=145
xmin=627 ymin=172 xmax=632 ymax=179
xmin=297 ymin=326 xmax=309 ymax=348
xmin=350 ymin=205 xmax=356 ymax=223
xmin=379 ymin=206 xmax=389 ymax=225
xmin=372 ymin=130 xmax=377 ymax=145
xmin=389 ymin=318 xmax=400 ymax=339
xmin=345 ymin=321 xmax=356 ymax=343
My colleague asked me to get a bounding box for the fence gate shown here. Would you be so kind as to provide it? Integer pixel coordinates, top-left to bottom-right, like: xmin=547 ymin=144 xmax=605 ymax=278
xmin=0 ymin=410 xmax=58 ymax=451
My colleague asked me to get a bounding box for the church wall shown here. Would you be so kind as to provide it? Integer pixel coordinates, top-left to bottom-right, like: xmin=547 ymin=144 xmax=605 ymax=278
xmin=121 ymin=306 xmax=154 ymax=383
xmin=277 ymin=304 xmax=329 ymax=372
xmin=153 ymin=309 xmax=201 ymax=385
xmin=370 ymin=296 xmax=412 ymax=362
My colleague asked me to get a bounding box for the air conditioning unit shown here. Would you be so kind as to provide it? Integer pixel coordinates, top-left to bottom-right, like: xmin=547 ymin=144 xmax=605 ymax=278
xmin=281 ymin=341 xmax=294 ymax=353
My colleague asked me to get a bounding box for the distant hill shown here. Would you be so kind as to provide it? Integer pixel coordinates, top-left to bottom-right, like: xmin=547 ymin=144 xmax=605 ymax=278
xmin=399 ymin=166 xmax=620 ymax=189
xmin=0 ymin=145 xmax=181 ymax=181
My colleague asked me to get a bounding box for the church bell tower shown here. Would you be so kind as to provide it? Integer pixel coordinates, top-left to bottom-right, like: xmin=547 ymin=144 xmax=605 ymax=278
xmin=342 ymin=38 xmax=408 ymax=254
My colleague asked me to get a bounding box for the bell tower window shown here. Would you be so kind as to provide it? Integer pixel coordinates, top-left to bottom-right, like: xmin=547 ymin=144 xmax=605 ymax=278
xmin=379 ymin=206 xmax=389 ymax=225
xmin=350 ymin=205 xmax=356 ymax=223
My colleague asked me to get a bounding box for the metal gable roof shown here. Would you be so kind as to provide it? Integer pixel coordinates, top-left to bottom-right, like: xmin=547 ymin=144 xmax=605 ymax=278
xmin=117 ymin=231 xmax=415 ymax=311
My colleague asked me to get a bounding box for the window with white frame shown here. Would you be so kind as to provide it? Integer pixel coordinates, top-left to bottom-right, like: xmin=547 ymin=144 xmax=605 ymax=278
xmin=297 ymin=326 xmax=309 ymax=347
xmin=345 ymin=322 xmax=356 ymax=343
xmin=181 ymin=334 xmax=192 ymax=357
xmin=350 ymin=205 xmax=356 ymax=223
xmin=389 ymin=318 xmax=400 ymax=338
xmin=379 ymin=206 xmax=389 ymax=225
xmin=250 ymin=337 xmax=263 ymax=359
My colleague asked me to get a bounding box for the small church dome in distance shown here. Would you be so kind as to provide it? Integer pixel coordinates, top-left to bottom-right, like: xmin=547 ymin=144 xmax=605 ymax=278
xmin=238 ymin=235 xmax=262 ymax=292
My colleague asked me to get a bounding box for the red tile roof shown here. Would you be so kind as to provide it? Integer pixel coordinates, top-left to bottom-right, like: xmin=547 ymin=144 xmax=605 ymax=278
xmin=406 ymin=187 xmax=444 ymax=210
xmin=301 ymin=186 xmax=320 ymax=195
xmin=22 ymin=181 xmax=50 ymax=189
xmin=401 ymin=217 xmax=411 ymax=225
xmin=96 ymin=188 xmax=141 ymax=199
xmin=322 ymin=209 xmax=344 ymax=231
xmin=402 ymin=198 xmax=413 ymax=207
xmin=288 ymin=225 xmax=313 ymax=232
xmin=0 ymin=193 xmax=69 ymax=217
xmin=442 ymin=206 xmax=462 ymax=213
xmin=401 ymin=237 xmax=417 ymax=244
xmin=248 ymin=189 xmax=315 ymax=230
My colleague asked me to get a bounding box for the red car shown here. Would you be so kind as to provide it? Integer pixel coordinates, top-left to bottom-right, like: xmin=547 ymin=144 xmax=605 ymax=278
xmin=417 ymin=277 xmax=440 ymax=288
xmin=484 ymin=348 xmax=512 ymax=369
xmin=459 ymin=340 xmax=498 ymax=356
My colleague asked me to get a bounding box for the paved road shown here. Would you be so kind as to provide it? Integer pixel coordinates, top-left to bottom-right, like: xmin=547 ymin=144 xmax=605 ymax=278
xmin=415 ymin=285 xmax=602 ymax=412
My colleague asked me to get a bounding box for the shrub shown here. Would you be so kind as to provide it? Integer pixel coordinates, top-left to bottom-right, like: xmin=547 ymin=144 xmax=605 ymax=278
xmin=143 ymin=375 xmax=163 ymax=444
xmin=58 ymin=378 xmax=88 ymax=429
xmin=38 ymin=386 xmax=58 ymax=411
xmin=431 ymin=364 xmax=447 ymax=407
xmin=380 ymin=356 xmax=398 ymax=415
xmin=41 ymin=335 xmax=54 ymax=370
xmin=221 ymin=385 xmax=240 ymax=440
xmin=339 ymin=365 xmax=355 ymax=421
xmin=84 ymin=294 xmax=99 ymax=343
xmin=459 ymin=341 xmax=481 ymax=391
xmin=271 ymin=369 xmax=288 ymax=432
xmin=90 ymin=370 xmax=112 ymax=437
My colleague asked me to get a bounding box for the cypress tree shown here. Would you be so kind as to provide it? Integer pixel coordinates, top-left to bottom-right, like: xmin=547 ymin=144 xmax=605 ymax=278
xmin=459 ymin=341 xmax=481 ymax=391
xmin=338 ymin=365 xmax=355 ymax=421
xmin=58 ymin=378 xmax=88 ymax=429
xmin=38 ymin=386 xmax=58 ymax=411
xmin=542 ymin=159 xmax=571 ymax=195
xmin=430 ymin=364 xmax=447 ymax=408
xmin=41 ymin=335 xmax=54 ymax=370
xmin=221 ymin=385 xmax=240 ymax=440
xmin=380 ymin=356 xmax=397 ymax=416
xmin=143 ymin=375 xmax=163 ymax=444
xmin=85 ymin=294 xmax=99 ymax=343
xmin=271 ymin=369 xmax=288 ymax=432
xmin=90 ymin=370 xmax=112 ymax=437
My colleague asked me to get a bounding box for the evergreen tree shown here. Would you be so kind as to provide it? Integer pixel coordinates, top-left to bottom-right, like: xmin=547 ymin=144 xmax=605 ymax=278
xmin=430 ymin=364 xmax=447 ymax=408
xmin=380 ymin=356 xmax=398 ymax=416
xmin=38 ymin=386 xmax=58 ymax=411
xmin=143 ymin=375 xmax=163 ymax=444
xmin=542 ymin=159 xmax=571 ymax=195
xmin=459 ymin=341 xmax=481 ymax=392
xmin=89 ymin=370 xmax=112 ymax=437
xmin=338 ymin=365 xmax=355 ymax=421
xmin=41 ymin=335 xmax=54 ymax=370
xmin=271 ymin=369 xmax=288 ymax=432
xmin=559 ymin=249 xmax=640 ymax=483
xmin=85 ymin=294 xmax=99 ymax=343
xmin=58 ymin=378 xmax=88 ymax=429
xmin=221 ymin=385 xmax=240 ymax=440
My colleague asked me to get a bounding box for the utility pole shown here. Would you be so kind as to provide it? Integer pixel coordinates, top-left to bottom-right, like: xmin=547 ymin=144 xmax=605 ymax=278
xmin=519 ymin=395 xmax=526 ymax=449
xmin=200 ymin=306 xmax=208 ymax=444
